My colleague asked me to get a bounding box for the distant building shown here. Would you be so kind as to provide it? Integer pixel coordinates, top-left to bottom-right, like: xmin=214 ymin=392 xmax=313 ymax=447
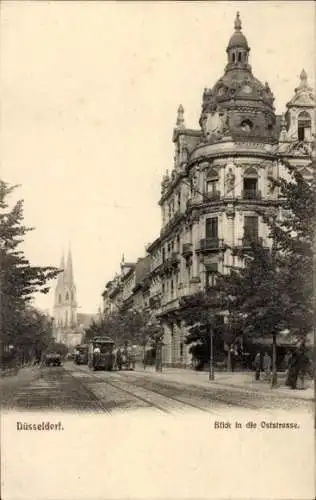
xmin=52 ymin=248 xmax=97 ymax=349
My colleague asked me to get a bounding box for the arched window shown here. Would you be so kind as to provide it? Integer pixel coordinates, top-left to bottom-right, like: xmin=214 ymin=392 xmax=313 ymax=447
xmin=71 ymin=291 xmax=74 ymax=301
xmin=238 ymin=52 xmax=242 ymax=62
xmin=297 ymin=111 xmax=312 ymax=141
xmin=232 ymin=53 xmax=236 ymax=63
xmin=243 ymin=167 xmax=259 ymax=199
xmin=244 ymin=167 xmax=258 ymax=178
xmin=65 ymin=291 xmax=69 ymax=301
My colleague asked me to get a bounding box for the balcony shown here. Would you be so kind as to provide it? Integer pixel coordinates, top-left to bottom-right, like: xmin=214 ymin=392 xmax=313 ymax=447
xmin=159 ymin=252 xmax=180 ymax=276
xmin=203 ymin=191 xmax=221 ymax=202
xmin=198 ymin=238 xmax=223 ymax=252
xmin=182 ymin=243 xmax=193 ymax=257
xmin=242 ymin=190 xmax=262 ymax=200
xmin=240 ymin=236 xmax=263 ymax=248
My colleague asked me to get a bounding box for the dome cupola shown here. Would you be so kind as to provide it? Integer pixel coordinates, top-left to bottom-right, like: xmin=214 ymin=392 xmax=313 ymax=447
xmin=199 ymin=12 xmax=277 ymax=145
xmin=226 ymin=12 xmax=250 ymax=70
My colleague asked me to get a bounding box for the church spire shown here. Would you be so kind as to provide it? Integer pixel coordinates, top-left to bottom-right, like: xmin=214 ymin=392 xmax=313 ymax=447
xmin=55 ymin=251 xmax=65 ymax=291
xmin=65 ymin=246 xmax=74 ymax=285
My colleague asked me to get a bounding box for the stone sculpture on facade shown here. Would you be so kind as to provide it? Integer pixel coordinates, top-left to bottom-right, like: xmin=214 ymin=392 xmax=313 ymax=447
xmin=225 ymin=167 xmax=235 ymax=196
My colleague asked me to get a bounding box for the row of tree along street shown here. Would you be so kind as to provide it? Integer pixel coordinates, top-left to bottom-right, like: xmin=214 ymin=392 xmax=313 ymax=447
xmin=88 ymin=157 xmax=315 ymax=389
xmin=0 ymin=180 xmax=64 ymax=371
xmin=84 ymin=308 xmax=163 ymax=368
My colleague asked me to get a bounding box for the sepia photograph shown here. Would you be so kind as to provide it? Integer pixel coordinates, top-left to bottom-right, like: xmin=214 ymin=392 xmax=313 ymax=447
xmin=1 ymin=1 xmax=315 ymax=499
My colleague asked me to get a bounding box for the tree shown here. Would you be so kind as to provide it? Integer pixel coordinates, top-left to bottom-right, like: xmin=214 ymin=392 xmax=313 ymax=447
xmin=217 ymin=242 xmax=290 ymax=386
xmin=0 ymin=180 xmax=61 ymax=363
xmin=217 ymin=157 xmax=315 ymax=386
xmin=265 ymin=159 xmax=315 ymax=336
xmin=179 ymin=287 xmax=225 ymax=371
xmin=84 ymin=308 xmax=161 ymax=348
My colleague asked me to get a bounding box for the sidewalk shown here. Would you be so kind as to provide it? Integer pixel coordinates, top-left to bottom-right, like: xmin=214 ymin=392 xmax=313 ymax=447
xmin=132 ymin=365 xmax=314 ymax=401
xmin=0 ymin=365 xmax=41 ymax=391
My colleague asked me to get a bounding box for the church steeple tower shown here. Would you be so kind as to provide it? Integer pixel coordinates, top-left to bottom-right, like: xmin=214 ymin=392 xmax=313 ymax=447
xmin=53 ymin=247 xmax=77 ymax=330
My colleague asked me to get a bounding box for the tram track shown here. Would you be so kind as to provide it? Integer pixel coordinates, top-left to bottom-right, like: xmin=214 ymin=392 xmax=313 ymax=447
xmin=68 ymin=367 xmax=173 ymax=414
xmin=69 ymin=365 xmax=218 ymax=414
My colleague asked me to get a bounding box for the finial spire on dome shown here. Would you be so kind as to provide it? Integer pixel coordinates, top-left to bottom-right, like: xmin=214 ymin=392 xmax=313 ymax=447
xmin=300 ymin=69 xmax=307 ymax=83
xmin=176 ymin=104 xmax=185 ymax=128
xmin=234 ymin=11 xmax=242 ymax=31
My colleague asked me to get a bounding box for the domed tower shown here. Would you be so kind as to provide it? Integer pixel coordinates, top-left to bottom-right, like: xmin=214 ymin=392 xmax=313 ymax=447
xmin=199 ymin=12 xmax=276 ymax=145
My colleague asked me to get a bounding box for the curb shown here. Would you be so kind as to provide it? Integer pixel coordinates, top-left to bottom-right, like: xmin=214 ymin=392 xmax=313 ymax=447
xmin=132 ymin=369 xmax=314 ymax=402
xmin=206 ymin=379 xmax=314 ymax=401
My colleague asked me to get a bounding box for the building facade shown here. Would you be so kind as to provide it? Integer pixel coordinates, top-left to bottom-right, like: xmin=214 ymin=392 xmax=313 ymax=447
xmin=102 ymin=13 xmax=315 ymax=367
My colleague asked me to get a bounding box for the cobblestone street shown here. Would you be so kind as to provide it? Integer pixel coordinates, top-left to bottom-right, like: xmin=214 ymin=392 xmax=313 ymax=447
xmin=1 ymin=362 xmax=313 ymax=415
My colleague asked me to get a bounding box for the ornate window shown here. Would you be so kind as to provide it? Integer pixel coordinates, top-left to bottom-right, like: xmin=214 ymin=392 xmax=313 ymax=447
xmin=206 ymin=167 xmax=219 ymax=194
xmin=240 ymin=119 xmax=253 ymax=132
xmin=297 ymin=111 xmax=312 ymax=141
xmin=243 ymin=216 xmax=259 ymax=243
xmin=243 ymin=167 xmax=258 ymax=198
xmin=205 ymin=217 xmax=218 ymax=239
xmin=205 ymin=262 xmax=218 ymax=289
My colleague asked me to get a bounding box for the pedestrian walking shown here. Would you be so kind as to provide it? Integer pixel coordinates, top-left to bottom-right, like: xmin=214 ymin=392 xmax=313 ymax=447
xmin=287 ymin=350 xmax=299 ymax=389
xmin=253 ymin=352 xmax=261 ymax=381
xmin=297 ymin=343 xmax=309 ymax=390
xmin=284 ymin=351 xmax=292 ymax=386
xmin=263 ymin=352 xmax=271 ymax=381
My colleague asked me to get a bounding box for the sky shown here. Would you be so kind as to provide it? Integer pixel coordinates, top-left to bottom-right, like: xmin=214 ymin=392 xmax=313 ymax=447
xmin=1 ymin=1 xmax=315 ymax=314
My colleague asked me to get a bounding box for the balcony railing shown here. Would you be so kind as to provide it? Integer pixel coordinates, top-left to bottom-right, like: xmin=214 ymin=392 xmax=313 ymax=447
xmin=203 ymin=190 xmax=221 ymax=202
xmin=240 ymin=236 xmax=263 ymax=247
xmin=242 ymin=189 xmax=262 ymax=200
xmin=199 ymin=237 xmax=223 ymax=251
xmin=182 ymin=243 xmax=193 ymax=256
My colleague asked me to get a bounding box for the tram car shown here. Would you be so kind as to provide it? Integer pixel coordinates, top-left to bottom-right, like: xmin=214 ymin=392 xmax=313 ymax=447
xmin=88 ymin=336 xmax=115 ymax=371
xmin=74 ymin=344 xmax=88 ymax=365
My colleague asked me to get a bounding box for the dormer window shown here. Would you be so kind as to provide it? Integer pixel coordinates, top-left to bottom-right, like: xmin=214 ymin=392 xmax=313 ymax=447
xmin=240 ymin=119 xmax=253 ymax=132
xmin=297 ymin=111 xmax=312 ymax=142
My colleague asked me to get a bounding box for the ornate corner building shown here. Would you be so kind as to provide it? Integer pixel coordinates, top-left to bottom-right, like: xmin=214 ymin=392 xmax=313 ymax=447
xmin=102 ymin=13 xmax=315 ymax=367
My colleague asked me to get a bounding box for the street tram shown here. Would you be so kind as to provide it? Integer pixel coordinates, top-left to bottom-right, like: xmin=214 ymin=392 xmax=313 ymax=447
xmin=74 ymin=344 xmax=88 ymax=365
xmin=88 ymin=336 xmax=115 ymax=371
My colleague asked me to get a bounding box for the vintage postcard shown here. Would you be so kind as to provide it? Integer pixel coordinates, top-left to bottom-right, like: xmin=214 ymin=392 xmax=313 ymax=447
xmin=1 ymin=1 xmax=315 ymax=499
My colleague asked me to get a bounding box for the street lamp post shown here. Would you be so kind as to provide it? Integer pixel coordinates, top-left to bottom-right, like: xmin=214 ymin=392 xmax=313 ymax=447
xmin=208 ymin=320 xmax=214 ymax=381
